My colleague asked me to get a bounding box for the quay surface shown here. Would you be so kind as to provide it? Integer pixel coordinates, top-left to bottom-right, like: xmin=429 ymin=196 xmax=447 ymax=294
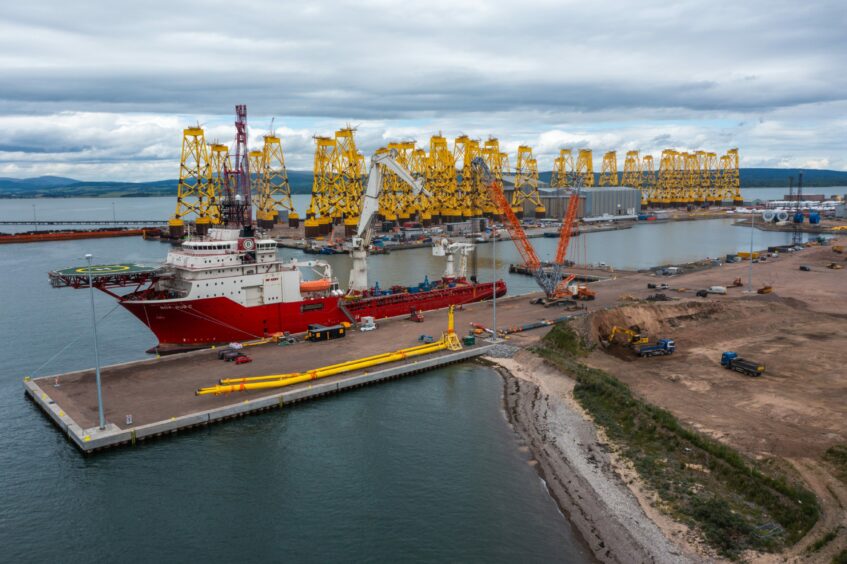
xmin=25 ymin=294 xmax=576 ymax=454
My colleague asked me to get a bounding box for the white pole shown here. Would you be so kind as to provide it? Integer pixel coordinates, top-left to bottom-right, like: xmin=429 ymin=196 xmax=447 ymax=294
xmin=748 ymin=213 xmax=754 ymax=290
xmin=492 ymin=229 xmax=497 ymax=339
xmin=85 ymin=254 xmax=106 ymax=430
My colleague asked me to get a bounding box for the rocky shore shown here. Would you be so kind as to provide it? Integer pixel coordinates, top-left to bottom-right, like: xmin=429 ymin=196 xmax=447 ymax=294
xmin=490 ymin=351 xmax=706 ymax=563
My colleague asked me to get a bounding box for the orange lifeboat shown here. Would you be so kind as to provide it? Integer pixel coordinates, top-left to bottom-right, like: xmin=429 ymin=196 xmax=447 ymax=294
xmin=300 ymin=278 xmax=332 ymax=293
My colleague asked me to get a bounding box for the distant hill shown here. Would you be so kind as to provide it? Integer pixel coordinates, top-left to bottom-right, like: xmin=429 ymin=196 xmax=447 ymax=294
xmin=0 ymin=171 xmax=314 ymax=198
xmin=2 ymin=168 xmax=845 ymax=198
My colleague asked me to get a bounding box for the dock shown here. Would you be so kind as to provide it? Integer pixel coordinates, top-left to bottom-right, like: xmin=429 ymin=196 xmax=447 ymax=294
xmin=24 ymin=295 xmax=565 ymax=454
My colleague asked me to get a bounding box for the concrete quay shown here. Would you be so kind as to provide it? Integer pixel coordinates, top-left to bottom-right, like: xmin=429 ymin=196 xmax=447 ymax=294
xmin=23 ymin=293 xmax=576 ymax=454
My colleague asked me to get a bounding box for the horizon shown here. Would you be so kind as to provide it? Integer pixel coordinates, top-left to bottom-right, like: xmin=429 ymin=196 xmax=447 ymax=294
xmin=4 ymin=166 xmax=847 ymax=185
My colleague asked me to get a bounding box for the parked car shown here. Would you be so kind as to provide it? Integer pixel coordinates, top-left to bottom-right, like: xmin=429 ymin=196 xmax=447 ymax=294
xmin=234 ymin=355 xmax=252 ymax=365
xmin=799 ymin=265 xmax=811 ymax=272
xmin=221 ymin=350 xmax=243 ymax=361
xmin=696 ymin=290 xmax=709 ymax=298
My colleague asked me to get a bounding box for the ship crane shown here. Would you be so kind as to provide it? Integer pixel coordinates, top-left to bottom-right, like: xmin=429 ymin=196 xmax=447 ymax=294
xmin=348 ymin=150 xmax=428 ymax=293
xmin=433 ymin=238 xmax=475 ymax=279
xmin=471 ymin=157 xmax=594 ymax=303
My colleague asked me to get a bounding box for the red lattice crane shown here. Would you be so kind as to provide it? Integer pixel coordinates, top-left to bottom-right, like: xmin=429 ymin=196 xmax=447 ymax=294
xmin=472 ymin=157 xmax=592 ymax=300
xmin=221 ymin=104 xmax=253 ymax=229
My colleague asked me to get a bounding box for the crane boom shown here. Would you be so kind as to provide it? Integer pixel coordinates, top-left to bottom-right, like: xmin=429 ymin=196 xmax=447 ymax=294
xmin=555 ymin=184 xmax=581 ymax=265
xmin=356 ymin=151 xmax=425 ymax=244
xmin=348 ymin=150 xmax=427 ymax=293
xmin=471 ymin=157 xmax=541 ymax=270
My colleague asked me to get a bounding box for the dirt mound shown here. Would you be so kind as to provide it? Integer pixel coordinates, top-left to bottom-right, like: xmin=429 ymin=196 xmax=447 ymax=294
xmin=582 ymin=300 xmax=725 ymax=345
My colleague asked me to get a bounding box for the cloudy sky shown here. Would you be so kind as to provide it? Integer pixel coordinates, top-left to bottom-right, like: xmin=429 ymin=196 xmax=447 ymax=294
xmin=0 ymin=0 xmax=844 ymax=181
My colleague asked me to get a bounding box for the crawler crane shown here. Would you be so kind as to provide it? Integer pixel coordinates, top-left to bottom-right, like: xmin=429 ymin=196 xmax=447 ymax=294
xmin=471 ymin=157 xmax=595 ymax=306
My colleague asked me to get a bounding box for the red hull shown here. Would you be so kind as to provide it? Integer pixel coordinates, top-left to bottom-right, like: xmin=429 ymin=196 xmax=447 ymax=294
xmin=121 ymin=280 xmax=506 ymax=348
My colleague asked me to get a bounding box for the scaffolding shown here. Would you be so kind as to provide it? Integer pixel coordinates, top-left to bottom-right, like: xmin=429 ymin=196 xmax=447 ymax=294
xmin=255 ymin=135 xmax=296 ymax=229
xmin=511 ymin=145 xmax=544 ymax=218
xmin=208 ymin=142 xmax=228 ymax=225
xmin=454 ymin=135 xmax=481 ymax=218
xmin=575 ymin=149 xmax=594 ymax=187
xmin=169 ymin=126 xmax=215 ymax=238
xmin=599 ymin=151 xmax=619 ymax=186
xmin=333 ymin=127 xmax=366 ymax=234
xmin=642 ymin=155 xmax=656 ymax=206
xmin=304 ymin=136 xmax=336 ymax=236
xmin=551 ymin=149 xmax=573 ymax=188
xmin=718 ymin=148 xmax=742 ymax=205
xmin=427 ymin=134 xmax=460 ymax=223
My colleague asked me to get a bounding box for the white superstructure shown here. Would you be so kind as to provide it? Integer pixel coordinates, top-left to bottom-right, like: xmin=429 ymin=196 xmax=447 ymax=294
xmin=151 ymin=228 xmax=335 ymax=306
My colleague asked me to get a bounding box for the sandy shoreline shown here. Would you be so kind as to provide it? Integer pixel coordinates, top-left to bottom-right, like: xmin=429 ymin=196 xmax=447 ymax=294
xmin=489 ymin=351 xmax=707 ymax=563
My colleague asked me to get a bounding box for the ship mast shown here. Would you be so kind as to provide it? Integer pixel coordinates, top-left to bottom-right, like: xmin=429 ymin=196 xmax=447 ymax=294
xmin=222 ymin=104 xmax=253 ymax=233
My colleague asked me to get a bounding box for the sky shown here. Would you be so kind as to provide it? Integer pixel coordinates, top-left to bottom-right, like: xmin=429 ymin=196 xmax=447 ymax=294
xmin=0 ymin=0 xmax=844 ymax=181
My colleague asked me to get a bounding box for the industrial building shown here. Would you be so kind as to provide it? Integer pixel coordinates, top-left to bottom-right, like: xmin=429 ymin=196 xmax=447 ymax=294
xmin=582 ymin=187 xmax=641 ymax=218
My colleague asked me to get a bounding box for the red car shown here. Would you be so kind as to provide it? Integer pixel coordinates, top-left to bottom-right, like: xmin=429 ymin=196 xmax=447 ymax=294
xmin=234 ymin=355 xmax=252 ymax=365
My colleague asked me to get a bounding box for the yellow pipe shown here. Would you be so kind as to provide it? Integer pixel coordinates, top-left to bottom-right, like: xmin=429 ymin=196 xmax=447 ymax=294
xmin=197 ymin=341 xmax=448 ymax=396
xmin=219 ymin=340 xmax=444 ymax=385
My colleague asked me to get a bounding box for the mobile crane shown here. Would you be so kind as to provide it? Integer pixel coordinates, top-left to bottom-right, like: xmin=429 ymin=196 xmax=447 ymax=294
xmin=471 ymin=157 xmax=595 ymax=305
xmin=348 ymin=150 xmax=428 ymax=293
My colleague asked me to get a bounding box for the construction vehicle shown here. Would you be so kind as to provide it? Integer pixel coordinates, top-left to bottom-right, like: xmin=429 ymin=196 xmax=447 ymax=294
xmin=348 ymin=150 xmax=428 ymax=293
xmin=721 ymin=352 xmax=765 ymax=376
xmin=730 ymin=277 xmax=743 ymax=287
xmin=359 ymin=316 xmax=377 ymax=331
xmin=756 ymin=285 xmax=773 ymax=294
xmin=637 ymin=339 xmax=675 ymax=357
xmin=408 ymin=308 xmax=424 ymax=322
xmin=833 ymin=245 xmax=844 ymax=254
xmin=471 ymin=157 xmax=592 ymax=305
xmin=604 ymin=325 xmax=648 ymax=347
xmin=828 ymin=262 xmax=844 ymax=270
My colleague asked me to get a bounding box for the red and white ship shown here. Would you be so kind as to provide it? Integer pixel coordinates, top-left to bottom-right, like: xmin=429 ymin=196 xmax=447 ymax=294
xmin=49 ymin=227 xmax=505 ymax=353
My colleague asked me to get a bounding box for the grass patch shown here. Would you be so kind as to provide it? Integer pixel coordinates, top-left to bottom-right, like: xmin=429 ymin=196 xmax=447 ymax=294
xmin=807 ymin=526 xmax=841 ymax=554
xmin=823 ymin=445 xmax=847 ymax=484
xmin=535 ymin=323 xmax=820 ymax=559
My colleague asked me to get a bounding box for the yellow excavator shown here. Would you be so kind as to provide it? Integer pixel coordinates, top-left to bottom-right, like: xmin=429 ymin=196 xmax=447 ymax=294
xmin=604 ymin=325 xmax=649 ymax=346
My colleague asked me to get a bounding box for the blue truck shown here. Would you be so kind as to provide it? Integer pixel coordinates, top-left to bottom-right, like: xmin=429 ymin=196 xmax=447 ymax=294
xmin=721 ymin=352 xmax=765 ymax=376
xmin=637 ymin=339 xmax=675 ymax=357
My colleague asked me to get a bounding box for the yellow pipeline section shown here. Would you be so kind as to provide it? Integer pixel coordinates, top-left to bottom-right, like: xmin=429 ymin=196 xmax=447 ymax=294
xmin=196 ymin=306 xmax=463 ymax=396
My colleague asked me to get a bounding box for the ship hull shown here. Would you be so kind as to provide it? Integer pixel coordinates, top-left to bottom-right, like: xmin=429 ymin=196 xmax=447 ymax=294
xmin=121 ymin=280 xmax=506 ymax=348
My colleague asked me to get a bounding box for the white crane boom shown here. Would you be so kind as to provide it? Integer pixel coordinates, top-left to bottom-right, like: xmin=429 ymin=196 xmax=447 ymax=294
xmin=348 ymin=150 xmax=428 ymax=293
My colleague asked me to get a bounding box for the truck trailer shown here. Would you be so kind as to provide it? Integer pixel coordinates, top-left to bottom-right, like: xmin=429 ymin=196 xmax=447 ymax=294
xmin=720 ymin=352 xmax=765 ymax=376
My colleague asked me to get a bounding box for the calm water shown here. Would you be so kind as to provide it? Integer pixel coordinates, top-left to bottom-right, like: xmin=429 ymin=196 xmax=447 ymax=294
xmin=0 ymin=196 xmax=816 ymax=561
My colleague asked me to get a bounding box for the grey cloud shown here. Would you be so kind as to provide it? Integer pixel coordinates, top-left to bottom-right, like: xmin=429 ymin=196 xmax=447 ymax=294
xmin=0 ymin=0 xmax=844 ymax=178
